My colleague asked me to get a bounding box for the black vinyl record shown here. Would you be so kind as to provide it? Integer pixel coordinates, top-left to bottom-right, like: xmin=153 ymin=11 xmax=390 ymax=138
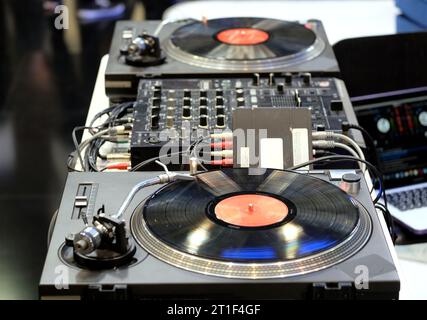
xmin=137 ymin=169 xmax=360 ymax=263
xmin=170 ymin=17 xmax=317 ymax=61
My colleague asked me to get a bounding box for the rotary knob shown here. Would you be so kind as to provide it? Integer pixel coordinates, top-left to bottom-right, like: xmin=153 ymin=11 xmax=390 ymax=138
xmin=339 ymin=173 xmax=361 ymax=195
xmin=182 ymin=106 xmax=191 ymax=119
xmin=199 ymin=106 xmax=208 ymax=116
xmin=199 ymin=97 xmax=208 ymax=106
xmin=216 ymin=106 xmax=225 ymax=115
xmin=216 ymin=115 xmax=226 ymax=128
xmin=237 ymin=97 xmax=245 ymax=107
xmin=199 ymin=115 xmax=208 ymax=128
xmin=183 ymin=97 xmax=191 ymax=107
xmin=216 ymin=96 xmax=224 ymax=105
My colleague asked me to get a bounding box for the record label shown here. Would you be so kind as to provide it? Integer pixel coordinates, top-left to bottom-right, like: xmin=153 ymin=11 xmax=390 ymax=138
xmin=216 ymin=28 xmax=269 ymax=45
xmin=214 ymin=194 xmax=288 ymax=227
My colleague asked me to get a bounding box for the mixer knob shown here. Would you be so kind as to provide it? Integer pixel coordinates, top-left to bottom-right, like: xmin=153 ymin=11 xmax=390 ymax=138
xmin=199 ymin=97 xmax=208 ymax=106
xmin=151 ymin=115 xmax=159 ymax=129
xmin=253 ymin=73 xmax=260 ymax=86
xmin=236 ymin=88 xmax=244 ymax=98
xmin=182 ymin=106 xmax=191 ymax=119
xmin=216 ymin=115 xmax=226 ymax=128
xmin=237 ymin=97 xmax=245 ymax=107
xmin=199 ymin=115 xmax=208 ymax=128
xmin=302 ymin=73 xmax=312 ymax=85
xmin=216 ymin=96 xmax=224 ymax=105
xmin=183 ymin=97 xmax=191 ymax=107
xmin=330 ymin=100 xmax=343 ymax=111
xmin=166 ymin=116 xmax=174 ymax=128
xmin=216 ymin=106 xmax=225 ymax=115
xmin=167 ymin=98 xmax=175 ymax=108
xmin=277 ymin=83 xmax=284 ymax=93
xmin=167 ymin=107 xmax=175 ymax=116
xmin=151 ymin=106 xmax=160 ymax=116
xmin=152 ymin=97 xmax=161 ymax=107
xmin=269 ymin=73 xmax=275 ymax=86
xmin=199 ymin=106 xmax=208 ymax=116
xmin=284 ymin=73 xmax=293 ymax=85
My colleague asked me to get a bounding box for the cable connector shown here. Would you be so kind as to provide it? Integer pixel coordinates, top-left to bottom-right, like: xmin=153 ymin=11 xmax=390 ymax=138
xmin=211 ymin=140 xmax=233 ymax=149
xmin=210 ymin=150 xmax=233 ymax=158
xmin=312 ymin=131 xmax=335 ymax=140
xmin=210 ymin=158 xmax=233 ymax=166
xmin=106 ymin=153 xmax=131 ymax=160
xmin=210 ymin=132 xmax=233 ymax=140
xmin=312 ymin=140 xmax=336 ymax=149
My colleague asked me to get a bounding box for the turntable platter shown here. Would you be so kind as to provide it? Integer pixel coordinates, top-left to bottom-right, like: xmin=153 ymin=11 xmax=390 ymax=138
xmin=163 ymin=18 xmax=326 ymax=71
xmin=131 ymin=169 xmax=372 ymax=279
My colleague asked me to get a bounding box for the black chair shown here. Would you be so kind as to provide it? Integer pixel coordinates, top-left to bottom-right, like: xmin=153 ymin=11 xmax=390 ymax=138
xmin=333 ymin=32 xmax=427 ymax=98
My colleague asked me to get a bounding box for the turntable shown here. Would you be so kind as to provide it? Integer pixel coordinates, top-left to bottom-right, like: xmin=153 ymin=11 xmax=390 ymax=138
xmin=40 ymin=169 xmax=399 ymax=300
xmin=105 ymin=17 xmax=340 ymax=98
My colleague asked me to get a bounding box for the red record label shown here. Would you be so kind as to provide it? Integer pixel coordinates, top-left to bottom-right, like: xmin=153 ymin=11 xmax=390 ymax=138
xmin=214 ymin=194 xmax=288 ymax=227
xmin=216 ymin=28 xmax=269 ymax=45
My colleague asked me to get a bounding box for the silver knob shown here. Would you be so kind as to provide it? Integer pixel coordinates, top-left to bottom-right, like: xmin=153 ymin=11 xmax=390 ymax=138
xmin=339 ymin=173 xmax=361 ymax=195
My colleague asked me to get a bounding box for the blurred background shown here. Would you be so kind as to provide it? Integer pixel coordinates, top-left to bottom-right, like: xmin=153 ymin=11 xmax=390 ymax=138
xmin=0 ymin=0 xmax=425 ymax=299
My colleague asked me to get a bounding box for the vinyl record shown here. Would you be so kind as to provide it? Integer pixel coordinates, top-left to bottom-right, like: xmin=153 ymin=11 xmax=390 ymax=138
xmin=131 ymin=169 xmax=372 ymax=279
xmin=163 ymin=17 xmax=326 ymax=71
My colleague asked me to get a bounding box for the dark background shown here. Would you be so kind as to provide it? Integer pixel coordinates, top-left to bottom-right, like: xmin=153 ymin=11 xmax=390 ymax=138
xmin=0 ymin=0 xmax=427 ymax=300
xmin=0 ymin=0 xmax=173 ymax=300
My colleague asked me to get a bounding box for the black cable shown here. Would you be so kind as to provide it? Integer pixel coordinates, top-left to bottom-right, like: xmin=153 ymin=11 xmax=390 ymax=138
xmin=130 ymin=137 xmax=207 ymax=172
xmin=72 ymin=126 xmax=97 ymax=171
xmin=342 ymin=122 xmax=380 ymax=167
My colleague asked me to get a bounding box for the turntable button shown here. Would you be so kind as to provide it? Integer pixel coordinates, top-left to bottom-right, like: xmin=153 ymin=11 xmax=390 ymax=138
xmin=182 ymin=107 xmax=191 ymax=119
xmin=285 ymin=73 xmax=293 ymax=85
xmin=183 ymin=89 xmax=191 ymax=98
xmin=216 ymin=96 xmax=224 ymax=105
xmin=216 ymin=89 xmax=223 ymax=96
xmin=277 ymin=83 xmax=284 ymax=93
xmin=200 ymin=90 xmax=207 ymax=98
xmin=153 ymin=89 xmax=162 ymax=98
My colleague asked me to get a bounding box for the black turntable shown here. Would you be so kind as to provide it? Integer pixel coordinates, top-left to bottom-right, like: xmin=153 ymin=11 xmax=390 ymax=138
xmin=105 ymin=18 xmax=340 ymax=98
xmin=40 ymin=169 xmax=399 ymax=299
